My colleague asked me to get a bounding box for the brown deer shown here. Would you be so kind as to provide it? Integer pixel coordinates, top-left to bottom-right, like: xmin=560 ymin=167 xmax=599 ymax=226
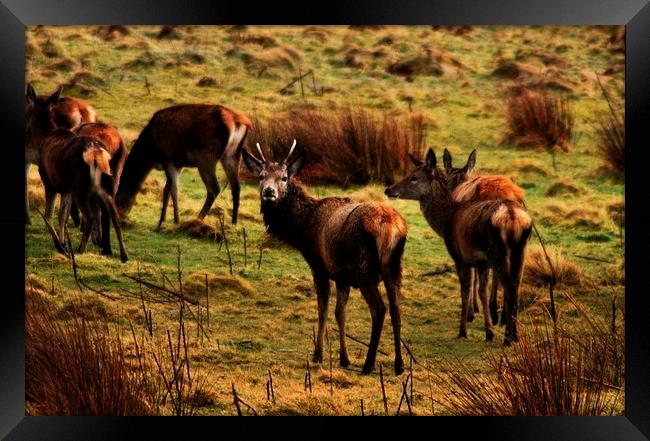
xmin=243 ymin=141 xmax=408 ymax=375
xmin=385 ymin=148 xmax=531 ymax=344
xmin=25 ymin=84 xmax=97 ymax=224
xmin=26 ymin=88 xmax=128 ymax=262
xmin=115 ymin=104 xmax=251 ymax=227
xmin=443 ymin=148 xmax=525 ymax=326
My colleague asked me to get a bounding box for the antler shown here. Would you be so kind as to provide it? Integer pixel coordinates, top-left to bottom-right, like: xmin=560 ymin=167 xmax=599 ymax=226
xmin=255 ymin=142 xmax=267 ymax=162
xmin=285 ymin=139 xmax=297 ymax=162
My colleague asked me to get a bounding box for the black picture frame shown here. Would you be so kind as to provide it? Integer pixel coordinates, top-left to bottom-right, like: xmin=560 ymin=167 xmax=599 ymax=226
xmin=3 ymin=0 xmax=649 ymax=438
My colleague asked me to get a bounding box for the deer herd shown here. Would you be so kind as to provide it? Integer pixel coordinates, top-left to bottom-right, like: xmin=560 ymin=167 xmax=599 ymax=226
xmin=25 ymin=84 xmax=532 ymax=375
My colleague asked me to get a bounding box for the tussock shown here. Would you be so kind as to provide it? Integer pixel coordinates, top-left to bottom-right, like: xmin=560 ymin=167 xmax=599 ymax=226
xmin=524 ymin=246 xmax=583 ymax=287
xmin=96 ymin=25 xmax=130 ymax=41
xmin=540 ymin=202 xmax=605 ymax=230
xmin=49 ymin=58 xmax=78 ymax=72
xmin=504 ymin=88 xmax=574 ymax=156
xmin=175 ymin=219 xmax=223 ymax=241
xmin=545 ymin=179 xmax=584 ymax=197
xmin=184 ymin=271 xmax=256 ymax=297
xmin=26 ymin=292 xmax=154 ymax=415
xmin=264 ymin=395 xmax=343 ymax=416
xmin=435 ymin=311 xmax=623 ymax=415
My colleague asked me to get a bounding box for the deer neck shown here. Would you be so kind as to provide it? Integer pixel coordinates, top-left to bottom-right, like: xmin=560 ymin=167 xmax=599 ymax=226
xmin=419 ymin=189 xmax=454 ymax=239
xmin=262 ymin=182 xmax=319 ymax=253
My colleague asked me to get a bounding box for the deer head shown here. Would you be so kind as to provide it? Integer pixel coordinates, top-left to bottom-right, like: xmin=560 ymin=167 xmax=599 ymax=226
xmin=442 ymin=148 xmax=477 ymax=189
xmin=242 ymin=139 xmax=306 ymax=205
xmin=384 ymin=148 xmax=440 ymax=201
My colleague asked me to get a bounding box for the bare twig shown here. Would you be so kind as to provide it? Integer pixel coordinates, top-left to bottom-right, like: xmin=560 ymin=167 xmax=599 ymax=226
xmin=332 ymin=327 xmax=389 ymax=356
xmin=380 ymin=363 xmax=388 ymax=415
xmin=217 ymin=213 xmax=233 ymax=275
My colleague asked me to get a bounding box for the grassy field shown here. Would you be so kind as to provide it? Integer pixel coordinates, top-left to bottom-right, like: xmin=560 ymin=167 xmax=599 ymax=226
xmin=25 ymin=25 xmax=625 ymax=415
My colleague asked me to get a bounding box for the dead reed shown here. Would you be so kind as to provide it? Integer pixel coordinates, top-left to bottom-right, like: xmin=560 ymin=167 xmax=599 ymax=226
xmin=248 ymin=105 xmax=427 ymax=186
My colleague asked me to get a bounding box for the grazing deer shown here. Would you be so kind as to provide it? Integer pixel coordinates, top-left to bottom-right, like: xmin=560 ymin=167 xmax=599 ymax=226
xmin=26 ymin=89 xmax=128 ymax=262
xmin=442 ymin=148 xmax=525 ymax=326
xmin=65 ymin=123 xmax=129 ymax=240
xmin=243 ymin=141 xmax=408 ymax=375
xmin=25 ymin=84 xmax=97 ymax=224
xmin=115 ymin=104 xmax=251 ymax=227
xmin=385 ymin=148 xmax=531 ymax=344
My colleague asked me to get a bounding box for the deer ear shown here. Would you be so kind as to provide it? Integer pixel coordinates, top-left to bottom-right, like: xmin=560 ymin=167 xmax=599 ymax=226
xmin=47 ymin=86 xmax=62 ymax=104
xmin=26 ymin=83 xmax=36 ymax=105
xmin=242 ymin=148 xmax=263 ymax=175
xmin=425 ymin=148 xmax=437 ymax=174
xmin=408 ymin=153 xmax=423 ymax=167
xmin=463 ymin=149 xmax=477 ymax=175
xmin=443 ymin=148 xmax=453 ymax=174
xmin=287 ymin=149 xmax=306 ymax=177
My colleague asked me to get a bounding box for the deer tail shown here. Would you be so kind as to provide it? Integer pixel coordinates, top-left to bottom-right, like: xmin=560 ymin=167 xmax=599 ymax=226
xmin=83 ymin=146 xmax=112 ymax=189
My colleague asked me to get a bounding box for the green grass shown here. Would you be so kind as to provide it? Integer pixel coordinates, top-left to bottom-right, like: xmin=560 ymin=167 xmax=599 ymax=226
xmin=25 ymin=25 xmax=624 ymax=415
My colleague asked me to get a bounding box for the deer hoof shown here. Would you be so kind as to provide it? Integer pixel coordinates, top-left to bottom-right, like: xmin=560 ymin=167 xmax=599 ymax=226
xmin=120 ymin=253 xmax=129 ymax=263
xmin=394 ymin=361 xmax=405 ymax=376
xmin=458 ymin=330 xmax=467 ymax=339
xmin=467 ymin=312 xmax=475 ymax=323
xmin=361 ymin=364 xmax=374 ymax=375
xmin=486 ymin=329 xmax=494 ymax=342
xmin=339 ymin=357 xmax=350 ymax=368
xmin=503 ymin=337 xmax=513 ymax=347
xmin=312 ymin=353 xmax=323 ymax=364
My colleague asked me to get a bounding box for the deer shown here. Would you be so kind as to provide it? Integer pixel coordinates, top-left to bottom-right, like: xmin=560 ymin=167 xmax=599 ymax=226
xmin=242 ymin=140 xmax=408 ymax=375
xmin=25 ymin=84 xmax=97 ymax=224
xmin=115 ymin=104 xmax=251 ymax=227
xmin=442 ymin=148 xmax=526 ymax=327
xmin=68 ymin=123 xmax=129 ymax=239
xmin=385 ymin=148 xmax=531 ymax=344
xmin=26 ymin=86 xmax=128 ymax=262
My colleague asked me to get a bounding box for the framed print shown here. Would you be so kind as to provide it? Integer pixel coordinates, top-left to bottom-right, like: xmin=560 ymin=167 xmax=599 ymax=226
xmin=2 ymin=0 xmax=649 ymax=438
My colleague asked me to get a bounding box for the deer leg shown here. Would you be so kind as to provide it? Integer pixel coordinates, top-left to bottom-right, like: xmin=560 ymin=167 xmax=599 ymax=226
xmin=473 ymin=268 xmax=480 ymax=313
xmin=467 ymin=269 xmax=476 ymax=322
xmin=221 ymin=154 xmax=240 ymax=224
xmin=100 ymin=202 xmax=112 ymax=256
xmin=77 ymin=207 xmax=94 ymax=255
xmin=312 ymin=275 xmax=330 ymax=364
xmin=157 ymin=179 xmax=171 ymax=229
xmin=477 ymin=265 xmax=494 ymax=342
xmin=70 ymin=202 xmax=81 ymax=228
xmin=456 ymin=264 xmax=472 ymax=339
xmin=359 ymin=283 xmax=386 ymax=375
xmin=165 ymin=165 xmax=180 ymax=224
xmin=25 ymin=163 xmax=31 ymax=224
xmin=197 ymin=163 xmax=220 ymax=221
xmin=334 ymin=282 xmax=350 ymax=368
xmin=499 ymin=277 xmax=509 ymax=326
xmin=44 ymin=187 xmax=56 ymax=221
xmin=58 ymin=194 xmax=71 ymax=243
xmin=489 ymin=270 xmax=500 ymax=326
xmin=383 ymin=275 xmax=404 ymax=376
xmin=103 ymin=194 xmax=128 ymax=263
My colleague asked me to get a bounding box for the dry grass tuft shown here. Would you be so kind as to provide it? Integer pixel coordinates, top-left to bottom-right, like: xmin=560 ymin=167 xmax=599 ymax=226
xmin=175 ymin=219 xmax=223 ymax=241
xmin=524 ymin=246 xmax=583 ymax=287
xmin=504 ymin=88 xmax=574 ymax=159
xmin=435 ymin=305 xmax=624 ymax=415
xmin=184 ymin=271 xmax=256 ymax=298
xmin=540 ymin=202 xmax=605 ymax=230
xmin=249 ymin=106 xmax=427 ymax=186
xmin=96 ymin=25 xmax=130 ymax=41
xmin=264 ymin=395 xmax=343 ymax=416
xmin=26 ymin=292 xmax=155 ymax=415
xmin=545 ymin=179 xmax=584 ymax=197
xmin=595 ymin=84 xmax=624 ymax=176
